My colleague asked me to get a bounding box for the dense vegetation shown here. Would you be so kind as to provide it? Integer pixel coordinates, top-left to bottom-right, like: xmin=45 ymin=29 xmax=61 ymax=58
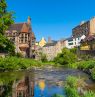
xmin=68 ymin=60 xmax=95 ymax=80
xmin=54 ymin=48 xmax=95 ymax=81
xmin=0 ymin=56 xmax=56 ymax=71
xmin=65 ymin=76 xmax=95 ymax=97
xmin=54 ymin=48 xmax=77 ymax=65
xmin=0 ymin=0 xmax=15 ymax=55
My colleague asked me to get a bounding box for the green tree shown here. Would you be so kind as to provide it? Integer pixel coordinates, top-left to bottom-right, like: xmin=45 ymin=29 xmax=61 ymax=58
xmin=70 ymin=48 xmax=77 ymax=54
xmin=0 ymin=0 xmax=14 ymax=34
xmin=54 ymin=48 xmax=77 ymax=65
xmin=0 ymin=0 xmax=15 ymax=55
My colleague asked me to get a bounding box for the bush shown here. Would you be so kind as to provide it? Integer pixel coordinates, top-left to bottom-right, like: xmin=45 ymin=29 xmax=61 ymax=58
xmin=0 ymin=57 xmax=43 ymax=71
xmin=54 ymin=48 xmax=77 ymax=65
xmin=66 ymin=76 xmax=79 ymax=88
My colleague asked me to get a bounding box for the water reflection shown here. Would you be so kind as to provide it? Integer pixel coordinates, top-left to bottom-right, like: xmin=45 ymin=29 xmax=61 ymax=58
xmin=0 ymin=71 xmax=35 ymax=97
xmin=0 ymin=69 xmax=95 ymax=97
xmin=0 ymin=71 xmax=65 ymax=97
xmin=12 ymin=76 xmax=34 ymax=97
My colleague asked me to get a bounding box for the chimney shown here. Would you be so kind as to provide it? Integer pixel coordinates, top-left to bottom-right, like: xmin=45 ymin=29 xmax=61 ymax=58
xmin=27 ymin=16 xmax=31 ymax=25
xmin=48 ymin=37 xmax=52 ymax=43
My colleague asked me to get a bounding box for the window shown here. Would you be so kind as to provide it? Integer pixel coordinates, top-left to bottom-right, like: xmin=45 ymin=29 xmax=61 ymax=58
xmin=68 ymin=39 xmax=73 ymax=42
xmin=68 ymin=43 xmax=73 ymax=45
xmin=78 ymin=37 xmax=80 ymax=40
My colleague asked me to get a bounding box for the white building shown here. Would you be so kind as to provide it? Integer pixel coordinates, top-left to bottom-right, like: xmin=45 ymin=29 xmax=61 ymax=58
xmin=64 ymin=35 xmax=86 ymax=49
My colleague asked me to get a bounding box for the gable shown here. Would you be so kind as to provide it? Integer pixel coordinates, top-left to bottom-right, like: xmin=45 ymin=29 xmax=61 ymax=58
xmin=21 ymin=23 xmax=29 ymax=33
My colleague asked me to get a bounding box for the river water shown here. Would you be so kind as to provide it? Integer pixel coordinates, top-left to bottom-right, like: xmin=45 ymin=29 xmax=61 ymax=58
xmin=0 ymin=68 xmax=95 ymax=97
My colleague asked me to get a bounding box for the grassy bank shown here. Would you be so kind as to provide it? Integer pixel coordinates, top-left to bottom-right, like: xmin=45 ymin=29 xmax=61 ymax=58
xmin=67 ymin=60 xmax=95 ymax=80
xmin=0 ymin=57 xmax=57 ymax=71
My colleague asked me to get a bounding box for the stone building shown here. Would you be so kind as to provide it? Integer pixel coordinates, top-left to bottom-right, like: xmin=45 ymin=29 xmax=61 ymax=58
xmin=72 ymin=17 xmax=95 ymax=38
xmin=5 ymin=17 xmax=36 ymax=57
xmin=66 ymin=17 xmax=95 ymax=49
xmin=12 ymin=76 xmax=34 ymax=97
xmin=43 ymin=39 xmax=64 ymax=61
xmin=72 ymin=17 xmax=95 ymax=55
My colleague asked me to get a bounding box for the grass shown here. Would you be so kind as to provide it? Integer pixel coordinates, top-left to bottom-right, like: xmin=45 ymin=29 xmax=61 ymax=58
xmin=65 ymin=76 xmax=95 ymax=97
xmin=0 ymin=56 xmax=59 ymax=71
xmin=67 ymin=59 xmax=95 ymax=80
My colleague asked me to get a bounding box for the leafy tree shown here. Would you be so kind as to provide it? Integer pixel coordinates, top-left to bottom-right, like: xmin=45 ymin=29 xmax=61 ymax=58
xmin=54 ymin=48 xmax=77 ymax=65
xmin=0 ymin=0 xmax=14 ymax=34
xmin=70 ymin=47 xmax=77 ymax=54
xmin=0 ymin=0 xmax=15 ymax=55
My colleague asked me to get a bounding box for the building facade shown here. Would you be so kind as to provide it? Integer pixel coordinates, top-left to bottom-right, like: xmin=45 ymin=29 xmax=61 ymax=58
xmin=5 ymin=17 xmax=36 ymax=58
xmin=72 ymin=17 xmax=95 ymax=39
xmin=43 ymin=40 xmax=64 ymax=61
xmin=63 ymin=36 xmax=86 ymax=49
xmin=39 ymin=37 xmax=47 ymax=47
xmin=64 ymin=37 xmax=80 ymax=49
xmin=65 ymin=17 xmax=95 ymax=49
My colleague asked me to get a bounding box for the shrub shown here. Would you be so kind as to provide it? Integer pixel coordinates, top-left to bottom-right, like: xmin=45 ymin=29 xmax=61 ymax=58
xmin=0 ymin=57 xmax=44 ymax=71
xmin=54 ymin=48 xmax=77 ymax=65
xmin=66 ymin=76 xmax=79 ymax=88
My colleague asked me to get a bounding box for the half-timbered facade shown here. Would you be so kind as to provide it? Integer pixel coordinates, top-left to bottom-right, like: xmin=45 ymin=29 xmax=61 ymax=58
xmin=5 ymin=17 xmax=36 ymax=57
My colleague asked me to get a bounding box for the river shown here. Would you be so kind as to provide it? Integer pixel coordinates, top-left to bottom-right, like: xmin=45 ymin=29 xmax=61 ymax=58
xmin=0 ymin=68 xmax=95 ymax=97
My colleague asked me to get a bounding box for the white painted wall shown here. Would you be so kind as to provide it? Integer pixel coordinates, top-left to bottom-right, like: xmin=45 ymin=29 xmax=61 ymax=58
xmin=64 ymin=35 xmax=85 ymax=49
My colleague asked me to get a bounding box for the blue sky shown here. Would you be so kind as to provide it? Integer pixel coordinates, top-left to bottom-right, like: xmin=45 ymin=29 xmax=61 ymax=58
xmin=7 ymin=0 xmax=95 ymax=41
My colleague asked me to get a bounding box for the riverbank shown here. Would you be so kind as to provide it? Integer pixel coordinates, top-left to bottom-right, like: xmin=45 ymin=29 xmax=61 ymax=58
xmin=0 ymin=56 xmax=95 ymax=84
xmin=0 ymin=56 xmax=60 ymax=71
xmin=67 ymin=59 xmax=95 ymax=81
xmin=64 ymin=76 xmax=95 ymax=97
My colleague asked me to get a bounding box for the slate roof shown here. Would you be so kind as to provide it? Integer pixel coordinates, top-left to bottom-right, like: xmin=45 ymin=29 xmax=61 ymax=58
xmin=7 ymin=22 xmax=29 ymax=32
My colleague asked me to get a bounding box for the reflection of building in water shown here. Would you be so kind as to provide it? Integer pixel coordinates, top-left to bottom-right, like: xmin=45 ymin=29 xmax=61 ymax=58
xmin=38 ymin=80 xmax=45 ymax=91
xmin=12 ymin=75 xmax=34 ymax=97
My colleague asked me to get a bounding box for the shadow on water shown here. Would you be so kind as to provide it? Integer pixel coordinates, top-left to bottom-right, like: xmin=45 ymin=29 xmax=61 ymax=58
xmin=0 ymin=69 xmax=95 ymax=97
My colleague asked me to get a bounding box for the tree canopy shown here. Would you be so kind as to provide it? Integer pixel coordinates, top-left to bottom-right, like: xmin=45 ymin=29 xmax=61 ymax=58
xmin=54 ymin=48 xmax=77 ymax=65
xmin=0 ymin=0 xmax=14 ymax=34
xmin=0 ymin=0 xmax=15 ymax=55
